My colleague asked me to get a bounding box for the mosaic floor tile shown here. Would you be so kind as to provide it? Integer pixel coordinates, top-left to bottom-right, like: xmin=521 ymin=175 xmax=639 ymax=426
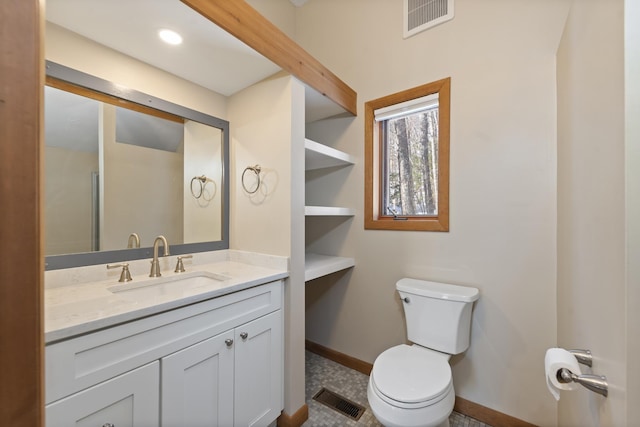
xmin=304 ymin=351 xmax=492 ymax=427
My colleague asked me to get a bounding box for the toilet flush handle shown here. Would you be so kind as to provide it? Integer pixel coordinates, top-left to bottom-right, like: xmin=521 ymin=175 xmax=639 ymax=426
xmin=402 ymin=297 xmax=410 ymax=303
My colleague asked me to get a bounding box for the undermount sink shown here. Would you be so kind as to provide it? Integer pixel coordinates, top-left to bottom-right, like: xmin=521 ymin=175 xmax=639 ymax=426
xmin=108 ymin=271 xmax=231 ymax=299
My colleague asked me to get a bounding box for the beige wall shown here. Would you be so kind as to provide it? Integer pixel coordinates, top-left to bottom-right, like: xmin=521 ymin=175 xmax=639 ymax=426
xmin=44 ymin=146 xmax=98 ymax=255
xmin=229 ymin=75 xmax=295 ymax=257
xmin=228 ymin=74 xmax=306 ymax=416
xmin=183 ymin=121 xmax=223 ymax=243
xmin=625 ymin=0 xmax=640 ymax=422
xmin=99 ymin=104 xmax=183 ymax=251
xmin=299 ymin=0 xmax=569 ymax=424
xmin=247 ymin=0 xmax=296 ymax=39
xmin=556 ymin=1 xmax=626 ymax=425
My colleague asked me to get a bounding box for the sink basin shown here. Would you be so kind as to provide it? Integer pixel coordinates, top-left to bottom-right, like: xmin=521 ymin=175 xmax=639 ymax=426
xmin=108 ymin=271 xmax=231 ymax=299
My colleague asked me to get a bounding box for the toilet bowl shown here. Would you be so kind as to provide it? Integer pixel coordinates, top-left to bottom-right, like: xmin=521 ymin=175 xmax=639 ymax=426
xmin=367 ymin=278 xmax=479 ymax=427
xmin=367 ymin=344 xmax=454 ymax=427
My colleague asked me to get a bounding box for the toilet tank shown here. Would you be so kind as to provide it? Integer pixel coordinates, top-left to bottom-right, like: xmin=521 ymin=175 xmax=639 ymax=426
xmin=397 ymin=278 xmax=479 ymax=355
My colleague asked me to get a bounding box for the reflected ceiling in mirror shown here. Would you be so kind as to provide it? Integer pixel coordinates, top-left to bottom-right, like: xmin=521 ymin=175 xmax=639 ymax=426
xmin=45 ymin=0 xmax=282 ymax=97
xmin=44 ymin=61 xmax=229 ymax=270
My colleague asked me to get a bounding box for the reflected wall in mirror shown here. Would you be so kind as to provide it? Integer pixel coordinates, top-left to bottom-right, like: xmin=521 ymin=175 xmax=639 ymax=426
xmin=44 ymin=61 xmax=229 ymax=270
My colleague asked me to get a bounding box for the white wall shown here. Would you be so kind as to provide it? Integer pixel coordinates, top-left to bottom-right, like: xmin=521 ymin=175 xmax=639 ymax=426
xmin=556 ymin=1 xmax=626 ymax=425
xmin=299 ymin=0 xmax=569 ymax=424
xmin=228 ymin=74 xmax=306 ymax=416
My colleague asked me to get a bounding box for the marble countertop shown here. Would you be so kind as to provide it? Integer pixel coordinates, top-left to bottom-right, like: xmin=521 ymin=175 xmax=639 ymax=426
xmin=45 ymin=250 xmax=289 ymax=343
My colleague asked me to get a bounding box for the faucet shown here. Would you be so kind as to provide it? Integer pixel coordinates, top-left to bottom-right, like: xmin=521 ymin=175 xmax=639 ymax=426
xmin=149 ymin=235 xmax=170 ymax=277
xmin=127 ymin=232 xmax=140 ymax=248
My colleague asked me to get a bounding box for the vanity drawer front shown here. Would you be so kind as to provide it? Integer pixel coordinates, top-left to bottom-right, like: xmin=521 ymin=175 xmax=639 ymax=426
xmin=46 ymin=280 xmax=282 ymax=404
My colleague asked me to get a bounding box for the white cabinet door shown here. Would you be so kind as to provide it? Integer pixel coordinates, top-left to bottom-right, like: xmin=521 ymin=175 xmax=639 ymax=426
xmin=161 ymin=330 xmax=235 ymax=427
xmin=46 ymin=362 xmax=159 ymax=427
xmin=234 ymin=311 xmax=283 ymax=427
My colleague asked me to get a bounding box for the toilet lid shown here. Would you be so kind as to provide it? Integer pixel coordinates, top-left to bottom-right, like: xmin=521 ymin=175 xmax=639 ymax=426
xmin=371 ymin=345 xmax=452 ymax=404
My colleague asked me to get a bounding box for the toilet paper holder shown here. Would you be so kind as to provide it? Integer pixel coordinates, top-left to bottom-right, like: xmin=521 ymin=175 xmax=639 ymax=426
xmin=559 ymin=349 xmax=608 ymax=397
xmin=567 ymin=349 xmax=592 ymax=367
xmin=557 ymin=368 xmax=608 ymax=397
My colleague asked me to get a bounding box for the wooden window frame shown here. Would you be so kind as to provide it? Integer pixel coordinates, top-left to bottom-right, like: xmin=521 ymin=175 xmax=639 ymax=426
xmin=364 ymin=78 xmax=450 ymax=231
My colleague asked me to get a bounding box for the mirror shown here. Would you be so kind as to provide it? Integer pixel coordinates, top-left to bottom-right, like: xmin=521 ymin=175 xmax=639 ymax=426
xmin=43 ymin=0 xmax=278 ymax=271
xmin=44 ymin=61 xmax=229 ymax=270
xmin=43 ymin=0 xmax=352 ymax=270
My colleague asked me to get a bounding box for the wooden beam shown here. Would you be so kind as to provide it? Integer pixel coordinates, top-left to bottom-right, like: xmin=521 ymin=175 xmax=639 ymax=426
xmin=0 ymin=0 xmax=44 ymax=426
xmin=181 ymin=0 xmax=357 ymax=116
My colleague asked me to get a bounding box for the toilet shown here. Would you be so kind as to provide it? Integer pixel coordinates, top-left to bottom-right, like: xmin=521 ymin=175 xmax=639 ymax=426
xmin=367 ymin=278 xmax=479 ymax=427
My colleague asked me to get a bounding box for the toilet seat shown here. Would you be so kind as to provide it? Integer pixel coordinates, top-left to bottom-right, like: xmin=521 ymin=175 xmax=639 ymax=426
xmin=370 ymin=344 xmax=452 ymax=409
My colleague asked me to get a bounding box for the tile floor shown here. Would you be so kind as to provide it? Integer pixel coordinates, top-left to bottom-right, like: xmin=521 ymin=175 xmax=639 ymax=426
xmin=304 ymin=350 xmax=491 ymax=427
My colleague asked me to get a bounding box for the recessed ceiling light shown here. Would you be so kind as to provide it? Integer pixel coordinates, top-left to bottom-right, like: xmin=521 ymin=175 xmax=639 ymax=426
xmin=158 ymin=29 xmax=183 ymax=45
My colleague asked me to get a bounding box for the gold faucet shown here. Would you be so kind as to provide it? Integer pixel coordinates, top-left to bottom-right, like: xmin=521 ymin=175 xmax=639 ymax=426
xmin=149 ymin=235 xmax=170 ymax=277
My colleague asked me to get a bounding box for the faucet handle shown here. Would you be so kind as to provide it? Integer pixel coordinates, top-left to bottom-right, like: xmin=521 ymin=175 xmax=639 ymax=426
xmin=107 ymin=263 xmax=133 ymax=282
xmin=175 ymin=255 xmax=193 ymax=273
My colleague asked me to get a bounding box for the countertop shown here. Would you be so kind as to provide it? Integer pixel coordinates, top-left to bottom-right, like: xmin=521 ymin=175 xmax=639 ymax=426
xmin=45 ymin=250 xmax=289 ymax=343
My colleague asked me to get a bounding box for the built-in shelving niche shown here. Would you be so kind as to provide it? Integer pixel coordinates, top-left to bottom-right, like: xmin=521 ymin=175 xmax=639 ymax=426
xmin=304 ymin=138 xmax=355 ymax=281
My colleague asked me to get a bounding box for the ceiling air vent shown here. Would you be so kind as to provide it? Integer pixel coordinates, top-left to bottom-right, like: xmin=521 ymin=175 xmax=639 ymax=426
xmin=403 ymin=0 xmax=454 ymax=38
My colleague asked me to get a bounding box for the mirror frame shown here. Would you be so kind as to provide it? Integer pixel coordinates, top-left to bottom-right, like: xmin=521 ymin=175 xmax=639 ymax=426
xmin=44 ymin=60 xmax=230 ymax=270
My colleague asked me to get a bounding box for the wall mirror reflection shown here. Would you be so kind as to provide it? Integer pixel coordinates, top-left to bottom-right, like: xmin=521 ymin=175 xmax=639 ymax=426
xmin=44 ymin=62 xmax=229 ymax=270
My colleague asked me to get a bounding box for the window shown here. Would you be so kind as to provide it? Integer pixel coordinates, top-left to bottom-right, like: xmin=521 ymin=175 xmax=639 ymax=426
xmin=365 ymin=78 xmax=450 ymax=231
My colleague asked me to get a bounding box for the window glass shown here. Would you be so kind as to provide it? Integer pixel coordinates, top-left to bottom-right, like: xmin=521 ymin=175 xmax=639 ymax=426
xmin=381 ymin=100 xmax=439 ymax=217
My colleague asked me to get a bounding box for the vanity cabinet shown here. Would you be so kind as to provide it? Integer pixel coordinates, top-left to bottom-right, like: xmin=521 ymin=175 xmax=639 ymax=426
xmin=46 ymin=362 xmax=160 ymax=427
xmin=232 ymin=311 xmax=283 ymax=426
xmin=162 ymin=311 xmax=282 ymax=427
xmin=161 ymin=331 xmax=234 ymax=426
xmin=45 ymin=280 xmax=283 ymax=427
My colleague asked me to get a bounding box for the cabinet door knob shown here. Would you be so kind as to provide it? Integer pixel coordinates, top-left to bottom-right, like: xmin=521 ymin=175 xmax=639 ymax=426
xmin=240 ymin=332 xmax=248 ymax=340
xmin=225 ymin=339 xmax=233 ymax=347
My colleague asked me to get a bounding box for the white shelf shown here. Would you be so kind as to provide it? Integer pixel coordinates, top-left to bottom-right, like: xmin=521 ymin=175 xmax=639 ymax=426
xmin=305 ymin=138 xmax=355 ymax=171
xmin=303 ymin=138 xmax=355 ymax=282
xmin=305 ymin=206 xmax=356 ymax=216
xmin=305 ymin=253 xmax=355 ymax=282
